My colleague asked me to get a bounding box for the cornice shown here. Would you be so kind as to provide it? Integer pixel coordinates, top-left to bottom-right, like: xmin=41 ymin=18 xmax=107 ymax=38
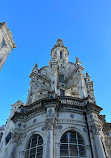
xmin=86 ymin=103 xmax=103 ymax=114
xmin=11 ymin=105 xmax=46 ymax=123
xmin=103 ymin=123 xmax=111 ymax=131
xmin=11 ymin=96 xmax=103 ymax=123
xmin=57 ymin=119 xmax=86 ymax=127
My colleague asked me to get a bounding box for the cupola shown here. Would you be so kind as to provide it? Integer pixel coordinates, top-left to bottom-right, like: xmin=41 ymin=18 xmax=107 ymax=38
xmin=56 ymin=38 xmax=63 ymax=46
xmin=50 ymin=38 xmax=69 ymax=66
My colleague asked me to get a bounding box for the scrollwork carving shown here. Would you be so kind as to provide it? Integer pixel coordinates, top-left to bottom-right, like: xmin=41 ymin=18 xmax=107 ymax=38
xmin=89 ymin=124 xmax=101 ymax=135
xmin=12 ymin=132 xmax=23 ymax=145
xmin=45 ymin=113 xmax=57 ymax=130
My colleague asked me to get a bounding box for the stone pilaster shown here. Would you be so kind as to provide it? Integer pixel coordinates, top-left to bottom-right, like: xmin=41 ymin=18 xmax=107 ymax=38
xmin=45 ymin=103 xmax=57 ymax=158
xmin=90 ymin=124 xmax=106 ymax=158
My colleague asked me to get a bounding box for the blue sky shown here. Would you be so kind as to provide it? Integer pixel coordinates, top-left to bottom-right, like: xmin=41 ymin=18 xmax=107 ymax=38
xmin=0 ymin=0 xmax=111 ymax=126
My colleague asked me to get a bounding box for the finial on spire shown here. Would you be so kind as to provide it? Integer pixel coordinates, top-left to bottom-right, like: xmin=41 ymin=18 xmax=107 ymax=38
xmin=86 ymin=72 xmax=91 ymax=81
xmin=35 ymin=63 xmax=38 ymax=69
xmin=76 ymin=57 xmax=82 ymax=65
xmin=56 ymin=38 xmax=63 ymax=46
xmin=32 ymin=63 xmax=38 ymax=72
xmin=86 ymin=72 xmax=89 ymax=77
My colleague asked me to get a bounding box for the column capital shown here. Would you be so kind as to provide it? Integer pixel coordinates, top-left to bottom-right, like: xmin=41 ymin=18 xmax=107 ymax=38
xmin=89 ymin=124 xmax=101 ymax=135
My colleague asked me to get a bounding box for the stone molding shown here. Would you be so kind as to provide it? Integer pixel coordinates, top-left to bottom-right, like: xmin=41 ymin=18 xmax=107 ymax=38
xmin=11 ymin=97 xmax=102 ymax=123
xmin=57 ymin=119 xmax=86 ymax=126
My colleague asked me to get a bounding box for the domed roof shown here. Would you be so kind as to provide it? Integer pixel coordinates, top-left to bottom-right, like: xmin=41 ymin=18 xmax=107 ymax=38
xmin=56 ymin=38 xmax=63 ymax=46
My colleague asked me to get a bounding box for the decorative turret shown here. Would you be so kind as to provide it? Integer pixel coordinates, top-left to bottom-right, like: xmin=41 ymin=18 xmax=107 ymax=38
xmin=50 ymin=38 xmax=69 ymax=66
xmin=11 ymin=100 xmax=25 ymax=112
xmin=85 ymin=72 xmax=95 ymax=102
xmin=86 ymin=72 xmax=91 ymax=81
xmin=76 ymin=57 xmax=82 ymax=66
xmin=26 ymin=39 xmax=97 ymax=104
xmin=32 ymin=63 xmax=38 ymax=72
xmin=29 ymin=63 xmax=39 ymax=78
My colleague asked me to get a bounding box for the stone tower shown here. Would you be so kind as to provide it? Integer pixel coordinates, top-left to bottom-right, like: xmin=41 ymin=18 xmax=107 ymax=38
xmin=0 ymin=39 xmax=111 ymax=158
xmin=0 ymin=22 xmax=16 ymax=70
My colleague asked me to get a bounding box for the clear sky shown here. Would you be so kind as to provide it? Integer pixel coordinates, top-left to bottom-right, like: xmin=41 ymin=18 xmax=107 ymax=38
xmin=0 ymin=0 xmax=111 ymax=126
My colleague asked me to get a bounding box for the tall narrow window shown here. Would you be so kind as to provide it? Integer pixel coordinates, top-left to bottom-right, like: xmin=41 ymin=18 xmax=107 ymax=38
xmin=60 ymin=89 xmax=65 ymax=96
xmin=60 ymin=51 xmax=62 ymax=59
xmin=60 ymin=130 xmax=86 ymax=158
xmin=60 ymin=75 xmax=64 ymax=83
xmin=25 ymin=134 xmax=43 ymax=158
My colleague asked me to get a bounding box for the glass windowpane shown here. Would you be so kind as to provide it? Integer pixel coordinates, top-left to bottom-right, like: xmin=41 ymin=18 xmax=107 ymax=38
xmin=60 ymin=144 xmax=68 ymax=156
xmin=60 ymin=130 xmax=86 ymax=158
xmin=79 ymin=145 xmax=86 ymax=156
xmin=25 ymin=134 xmax=43 ymax=158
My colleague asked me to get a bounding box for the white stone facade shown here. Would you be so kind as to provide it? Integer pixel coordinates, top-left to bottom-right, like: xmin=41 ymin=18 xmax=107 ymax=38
xmin=0 ymin=22 xmax=16 ymax=70
xmin=0 ymin=39 xmax=111 ymax=158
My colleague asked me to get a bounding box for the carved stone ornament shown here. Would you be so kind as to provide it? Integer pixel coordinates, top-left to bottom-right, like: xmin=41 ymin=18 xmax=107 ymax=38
xmin=12 ymin=132 xmax=23 ymax=145
xmin=46 ymin=119 xmax=53 ymax=130
xmin=45 ymin=113 xmax=56 ymax=130
xmin=89 ymin=124 xmax=101 ymax=135
xmin=58 ymin=125 xmax=62 ymax=130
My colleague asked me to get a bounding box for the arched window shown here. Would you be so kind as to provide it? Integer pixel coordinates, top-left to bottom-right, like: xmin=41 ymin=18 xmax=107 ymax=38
xmin=25 ymin=134 xmax=43 ymax=158
xmin=60 ymin=130 xmax=86 ymax=158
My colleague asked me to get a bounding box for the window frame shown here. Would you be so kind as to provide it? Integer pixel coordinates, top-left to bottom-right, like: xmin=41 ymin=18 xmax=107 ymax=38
xmin=60 ymin=51 xmax=63 ymax=59
xmin=25 ymin=134 xmax=43 ymax=158
xmin=60 ymin=130 xmax=86 ymax=158
xmin=60 ymin=74 xmax=64 ymax=83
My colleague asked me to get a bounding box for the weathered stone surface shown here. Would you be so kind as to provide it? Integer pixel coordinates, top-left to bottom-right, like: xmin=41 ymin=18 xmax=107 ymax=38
xmin=0 ymin=22 xmax=16 ymax=70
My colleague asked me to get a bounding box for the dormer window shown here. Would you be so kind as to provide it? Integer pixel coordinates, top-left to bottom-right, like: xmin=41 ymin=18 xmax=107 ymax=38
xmin=60 ymin=51 xmax=62 ymax=59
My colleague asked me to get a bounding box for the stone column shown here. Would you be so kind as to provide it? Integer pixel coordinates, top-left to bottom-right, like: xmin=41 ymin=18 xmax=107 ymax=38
xmin=45 ymin=103 xmax=57 ymax=158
